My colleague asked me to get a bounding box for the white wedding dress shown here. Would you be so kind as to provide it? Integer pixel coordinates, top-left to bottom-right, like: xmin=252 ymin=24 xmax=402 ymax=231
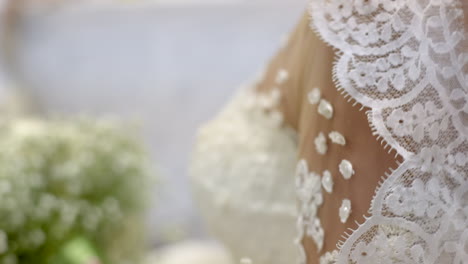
xmin=191 ymin=86 xmax=299 ymax=264
xmin=191 ymin=0 xmax=468 ymax=263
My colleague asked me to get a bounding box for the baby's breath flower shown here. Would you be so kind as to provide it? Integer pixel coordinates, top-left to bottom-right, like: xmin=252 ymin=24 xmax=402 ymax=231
xmin=0 ymin=117 xmax=152 ymax=264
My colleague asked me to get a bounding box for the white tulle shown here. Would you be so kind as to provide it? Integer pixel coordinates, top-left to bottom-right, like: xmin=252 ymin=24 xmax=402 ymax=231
xmin=190 ymin=86 xmax=299 ymax=264
xmin=308 ymin=0 xmax=468 ymax=263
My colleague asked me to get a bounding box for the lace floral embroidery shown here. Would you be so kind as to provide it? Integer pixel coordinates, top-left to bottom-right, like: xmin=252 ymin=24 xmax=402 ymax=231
xmin=308 ymin=0 xmax=468 ymax=263
xmin=320 ymin=250 xmax=338 ymax=264
xmin=315 ymin=132 xmax=328 ymax=155
xmin=296 ymin=159 xmax=325 ymax=259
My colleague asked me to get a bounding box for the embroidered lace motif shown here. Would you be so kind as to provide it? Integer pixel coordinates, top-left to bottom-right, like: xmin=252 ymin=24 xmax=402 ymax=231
xmin=308 ymin=0 xmax=468 ymax=263
xmin=296 ymin=159 xmax=325 ymax=260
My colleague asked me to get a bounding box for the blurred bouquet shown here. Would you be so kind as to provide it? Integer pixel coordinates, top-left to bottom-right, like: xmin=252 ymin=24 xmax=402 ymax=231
xmin=0 ymin=117 xmax=152 ymax=264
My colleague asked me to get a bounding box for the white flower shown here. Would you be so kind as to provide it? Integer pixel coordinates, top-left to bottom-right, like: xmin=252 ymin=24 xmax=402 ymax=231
xmin=314 ymin=132 xmax=328 ymax=155
xmin=295 ymin=159 xmax=309 ymax=189
xmin=408 ymin=61 xmax=422 ymax=81
xmin=388 ymin=53 xmax=403 ymax=66
xmin=355 ymin=23 xmax=380 ymax=46
xmin=320 ymin=250 xmax=338 ymax=264
xmin=350 ymin=62 xmax=377 ymax=88
xmin=386 ymin=180 xmax=428 ymax=217
xmin=381 ymin=0 xmax=405 ymax=12
xmin=409 ymin=103 xmax=426 ymax=142
xmin=376 ymin=58 xmax=391 ymax=71
xmin=351 ymin=227 xmax=413 ymax=263
xmin=308 ymin=172 xmax=324 ymax=206
xmin=442 ymin=204 xmax=468 ymax=255
xmin=377 ymin=76 xmax=390 ymax=92
xmin=307 ymin=218 xmax=324 ymax=251
xmin=355 ymin=0 xmax=379 ymax=15
xmin=387 ymin=102 xmax=445 ymax=142
xmin=351 ymin=240 xmax=379 ymax=263
xmin=297 ymin=167 xmax=323 ymax=218
xmin=420 ymin=146 xmax=447 ymax=173
xmin=391 ymin=72 xmax=405 ymax=91
xmin=0 ymin=118 xmax=150 ymax=263
xmin=328 ymin=0 xmax=353 ymax=20
xmin=387 ymin=109 xmax=412 ymax=136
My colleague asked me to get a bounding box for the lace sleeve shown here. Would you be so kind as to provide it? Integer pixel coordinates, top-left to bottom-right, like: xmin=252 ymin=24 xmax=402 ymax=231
xmin=309 ymin=0 xmax=468 ymax=263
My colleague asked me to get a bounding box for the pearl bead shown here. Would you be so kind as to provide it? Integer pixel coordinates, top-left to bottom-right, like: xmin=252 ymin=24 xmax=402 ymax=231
xmin=308 ymin=88 xmax=321 ymax=105
xmin=275 ymin=69 xmax=289 ymax=84
xmin=318 ymin=99 xmax=333 ymax=119
xmin=321 ymin=170 xmax=333 ymax=193
xmin=339 ymin=199 xmax=352 ymax=223
xmin=339 ymin=159 xmax=354 ymax=180
xmin=314 ymin=132 xmax=328 ymax=155
xmin=328 ymin=131 xmax=346 ymax=146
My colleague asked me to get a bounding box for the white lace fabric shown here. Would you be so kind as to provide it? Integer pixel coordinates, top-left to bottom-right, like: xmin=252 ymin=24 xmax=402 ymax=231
xmin=308 ymin=0 xmax=467 ymax=263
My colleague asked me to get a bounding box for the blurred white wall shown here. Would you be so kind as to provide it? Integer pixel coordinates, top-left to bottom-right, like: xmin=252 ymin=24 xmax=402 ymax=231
xmin=8 ymin=1 xmax=307 ymax=244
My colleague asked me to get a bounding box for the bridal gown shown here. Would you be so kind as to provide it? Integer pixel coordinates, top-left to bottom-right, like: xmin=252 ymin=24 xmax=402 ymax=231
xmin=191 ymin=1 xmax=468 ymax=263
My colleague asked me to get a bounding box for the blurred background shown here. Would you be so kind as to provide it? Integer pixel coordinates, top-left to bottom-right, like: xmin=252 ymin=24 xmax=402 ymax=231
xmin=0 ymin=0 xmax=306 ymax=263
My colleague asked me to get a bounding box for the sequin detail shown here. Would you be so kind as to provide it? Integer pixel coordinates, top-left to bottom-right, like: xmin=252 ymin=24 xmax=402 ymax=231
xmin=339 ymin=159 xmax=354 ymax=180
xmin=318 ymin=99 xmax=333 ymax=119
xmin=339 ymin=199 xmax=351 ymax=224
xmin=321 ymin=170 xmax=333 ymax=194
xmin=314 ymin=132 xmax=328 ymax=155
xmin=308 ymin=88 xmax=321 ymax=105
xmin=328 ymin=131 xmax=345 ymax=146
